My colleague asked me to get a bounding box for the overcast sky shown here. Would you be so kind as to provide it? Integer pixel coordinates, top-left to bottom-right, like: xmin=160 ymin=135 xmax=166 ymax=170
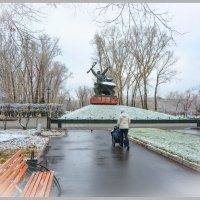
xmin=39 ymin=3 xmax=200 ymax=98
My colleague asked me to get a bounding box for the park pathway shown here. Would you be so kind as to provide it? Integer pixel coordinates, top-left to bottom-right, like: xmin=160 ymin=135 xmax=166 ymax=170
xmin=40 ymin=128 xmax=200 ymax=197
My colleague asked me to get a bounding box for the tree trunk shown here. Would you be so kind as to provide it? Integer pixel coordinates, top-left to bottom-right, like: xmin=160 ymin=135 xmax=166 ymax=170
xmin=154 ymin=84 xmax=158 ymax=111
xmin=154 ymin=77 xmax=159 ymax=111
xmin=138 ymin=86 xmax=144 ymax=108
xmin=34 ymin=66 xmax=42 ymax=103
xmin=143 ymin=78 xmax=148 ymax=109
xmin=119 ymin=80 xmax=123 ymax=105
xmin=126 ymin=88 xmax=129 ymax=106
xmin=10 ymin=71 xmax=16 ymax=103
xmin=131 ymin=91 xmax=136 ymax=107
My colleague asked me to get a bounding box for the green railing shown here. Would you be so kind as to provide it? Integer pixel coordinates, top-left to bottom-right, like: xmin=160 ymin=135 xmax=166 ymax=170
xmin=51 ymin=118 xmax=199 ymax=128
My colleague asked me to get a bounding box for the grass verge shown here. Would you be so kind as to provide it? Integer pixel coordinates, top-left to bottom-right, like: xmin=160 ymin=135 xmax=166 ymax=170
xmin=129 ymin=128 xmax=200 ymax=164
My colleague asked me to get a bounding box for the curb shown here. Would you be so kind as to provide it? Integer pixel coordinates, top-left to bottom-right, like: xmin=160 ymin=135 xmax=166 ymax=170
xmin=36 ymin=129 xmax=66 ymax=160
xmin=129 ymin=137 xmax=200 ymax=172
xmin=37 ymin=139 xmax=50 ymax=160
xmin=36 ymin=129 xmax=66 ymax=159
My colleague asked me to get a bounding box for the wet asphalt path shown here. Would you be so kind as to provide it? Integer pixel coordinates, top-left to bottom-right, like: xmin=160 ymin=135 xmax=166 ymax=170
xmin=40 ymin=129 xmax=200 ymax=197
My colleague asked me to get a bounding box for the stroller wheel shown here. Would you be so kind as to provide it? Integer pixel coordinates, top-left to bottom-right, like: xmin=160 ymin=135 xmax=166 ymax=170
xmin=112 ymin=138 xmax=115 ymax=147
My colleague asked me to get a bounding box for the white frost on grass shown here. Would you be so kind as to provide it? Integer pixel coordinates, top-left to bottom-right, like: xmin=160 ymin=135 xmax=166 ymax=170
xmin=129 ymin=128 xmax=200 ymax=164
xmin=0 ymin=133 xmax=26 ymax=142
xmin=60 ymin=105 xmax=179 ymax=120
xmin=0 ymin=129 xmax=49 ymax=152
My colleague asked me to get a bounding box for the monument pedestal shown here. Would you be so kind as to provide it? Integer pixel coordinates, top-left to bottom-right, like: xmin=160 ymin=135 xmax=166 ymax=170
xmin=90 ymin=96 xmax=119 ymax=105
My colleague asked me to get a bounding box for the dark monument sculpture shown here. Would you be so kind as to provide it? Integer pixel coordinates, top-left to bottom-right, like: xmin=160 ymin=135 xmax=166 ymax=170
xmin=87 ymin=62 xmax=119 ymax=105
xmin=87 ymin=62 xmax=116 ymax=96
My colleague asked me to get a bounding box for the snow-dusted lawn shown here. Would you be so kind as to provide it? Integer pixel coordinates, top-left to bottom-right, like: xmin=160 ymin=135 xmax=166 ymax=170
xmin=129 ymin=128 xmax=200 ymax=164
xmin=0 ymin=129 xmax=66 ymax=164
xmin=60 ymin=105 xmax=179 ymax=120
xmin=0 ymin=129 xmax=49 ymax=151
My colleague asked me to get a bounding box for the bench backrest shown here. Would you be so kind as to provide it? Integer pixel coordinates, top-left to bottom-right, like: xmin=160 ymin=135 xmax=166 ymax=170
xmin=0 ymin=150 xmax=28 ymax=197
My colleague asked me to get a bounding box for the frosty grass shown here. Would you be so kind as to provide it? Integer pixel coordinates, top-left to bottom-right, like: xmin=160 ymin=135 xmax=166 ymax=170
xmin=60 ymin=105 xmax=179 ymax=120
xmin=129 ymin=128 xmax=200 ymax=164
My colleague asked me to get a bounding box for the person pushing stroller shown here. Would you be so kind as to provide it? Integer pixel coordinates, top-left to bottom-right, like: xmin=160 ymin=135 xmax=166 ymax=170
xmin=117 ymin=109 xmax=130 ymax=151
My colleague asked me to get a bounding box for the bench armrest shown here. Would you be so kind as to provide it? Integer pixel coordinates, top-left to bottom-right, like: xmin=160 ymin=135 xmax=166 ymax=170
xmin=26 ymin=161 xmax=61 ymax=196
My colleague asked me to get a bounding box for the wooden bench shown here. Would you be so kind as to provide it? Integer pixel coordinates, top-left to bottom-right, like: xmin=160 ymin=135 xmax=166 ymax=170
xmin=0 ymin=150 xmax=54 ymax=197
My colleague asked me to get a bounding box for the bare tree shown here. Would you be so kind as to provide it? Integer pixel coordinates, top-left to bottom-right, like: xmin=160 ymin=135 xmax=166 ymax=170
xmin=0 ymin=36 xmax=23 ymax=103
xmin=193 ymin=96 xmax=200 ymax=117
xmin=18 ymin=105 xmax=30 ymax=130
xmin=0 ymin=4 xmax=74 ymax=105
xmin=130 ymin=24 xmax=176 ymax=109
xmin=91 ymin=3 xmax=179 ymax=109
xmin=165 ymin=88 xmax=199 ymax=117
xmin=1 ymin=104 xmax=11 ymax=130
xmin=47 ymin=61 xmax=72 ymax=103
xmin=92 ymin=27 xmax=132 ymax=104
xmin=35 ymin=34 xmax=61 ymax=103
xmin=166 ymin=91 xmax=183 ymax=115
xmin=93 ymin=3 xmax=177 ymax=35
xmin=92 ymin=23 xmax=177 ymax=109
xmin=182 ymin=89 xmax=198 ymax=118
xmin=0 ymin=32 xmax=72 ymax=104
xmin=153 ymin=51 xmax=177 ymax=111
xmin=0 ymin=4 xmax=44 ymax=41
xmin=0 ymin=4 xmax=44 ymax=103
xmin=75 ymin=86 xmax=93 ymax=108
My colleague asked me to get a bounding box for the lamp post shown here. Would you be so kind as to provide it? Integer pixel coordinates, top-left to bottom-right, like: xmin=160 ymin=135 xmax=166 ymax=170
xmin=47 ymin=86 xmax=51 ymax=129
xmin=68 ymin=97 xmax=71 ymax=111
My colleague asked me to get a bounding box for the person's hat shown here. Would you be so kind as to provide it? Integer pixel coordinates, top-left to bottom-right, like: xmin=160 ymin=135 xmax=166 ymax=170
xmin=121 ymin=109 xmax=125 ymax=113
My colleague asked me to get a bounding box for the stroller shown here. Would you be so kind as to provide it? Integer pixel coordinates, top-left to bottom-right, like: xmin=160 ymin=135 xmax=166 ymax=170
xmin=111 ymin=126 xmax=120 ymax=147
xmin=111 ymin=125 xmax=128 ymax=150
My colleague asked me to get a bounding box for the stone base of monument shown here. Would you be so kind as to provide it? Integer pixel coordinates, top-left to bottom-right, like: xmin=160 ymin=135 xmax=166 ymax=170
xmin=90 ymin=96 xmax=119 ymax=105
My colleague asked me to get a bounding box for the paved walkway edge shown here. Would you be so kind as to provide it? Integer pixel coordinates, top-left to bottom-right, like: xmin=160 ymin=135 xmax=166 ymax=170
xmin=37 ymin=139 xmax=50 ymax=160
xmin=129 ymin=137 xmax=200 ymax=172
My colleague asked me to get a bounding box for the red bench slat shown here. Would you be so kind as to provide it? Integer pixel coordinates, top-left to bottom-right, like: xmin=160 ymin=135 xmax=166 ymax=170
xmin=0 ymin=150 xmax=54 ymax=197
